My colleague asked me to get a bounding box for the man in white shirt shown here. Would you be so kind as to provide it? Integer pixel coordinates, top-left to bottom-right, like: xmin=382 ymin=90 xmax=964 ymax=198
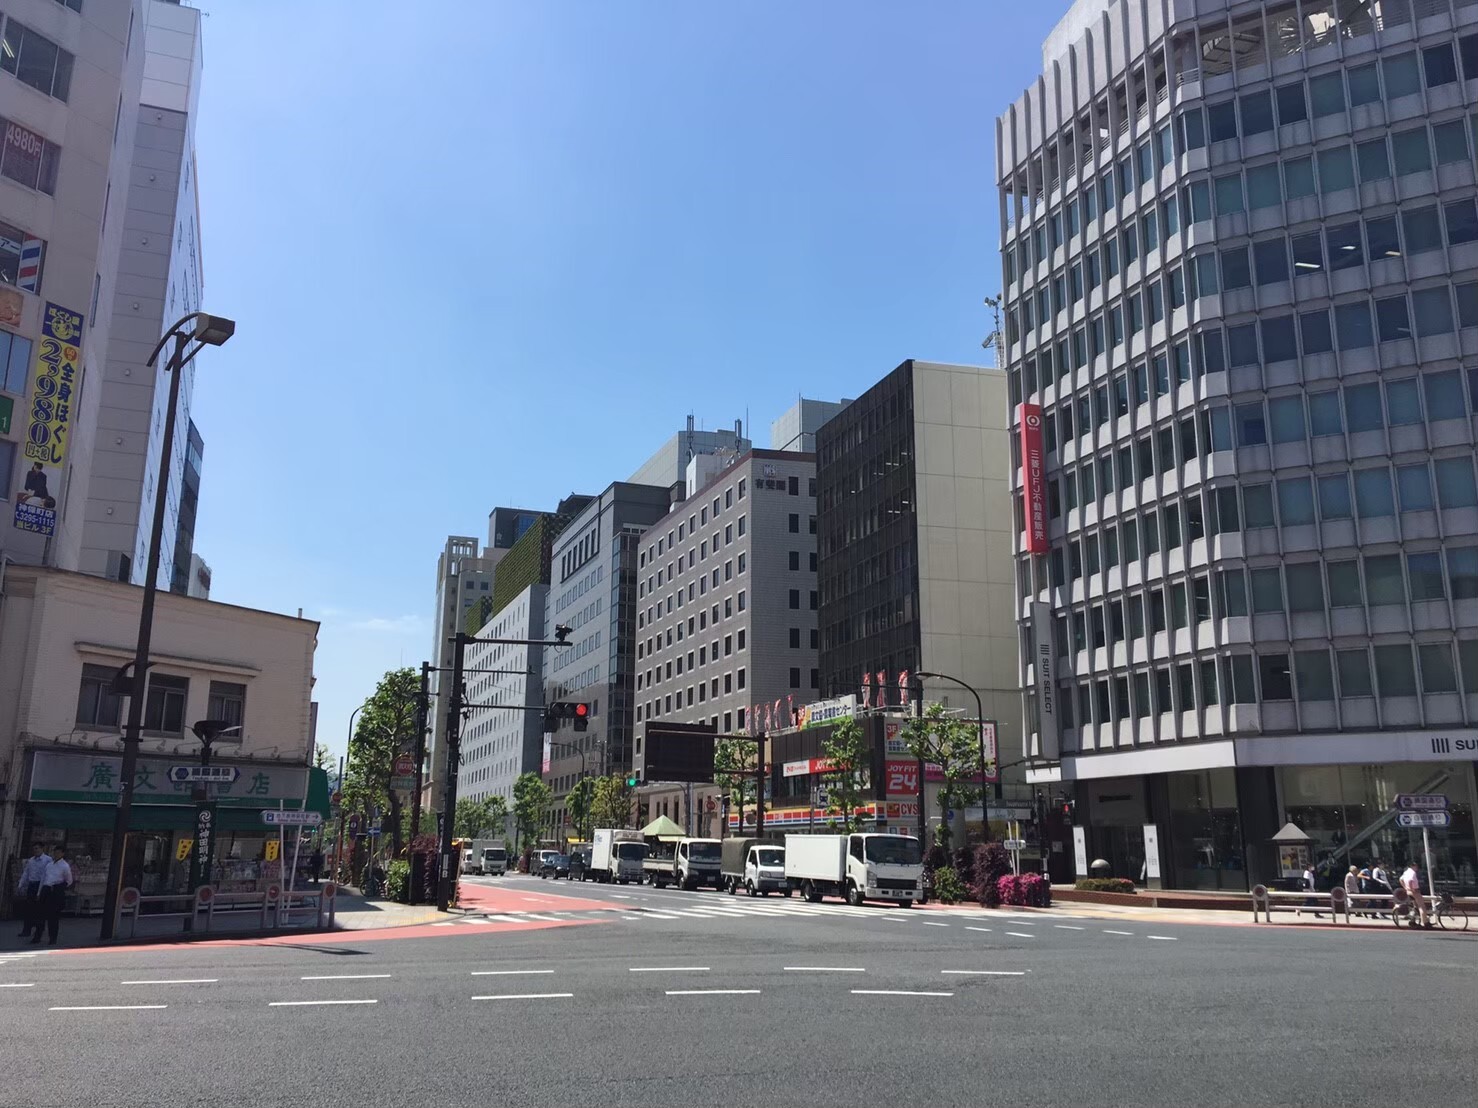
xmin=33 ymin=846 xmax=73 ymax=946
xmin=14 ymin=844 xmax=49 ymax=939
xmin=1399 ymin=862 xmax=1430 ymax=928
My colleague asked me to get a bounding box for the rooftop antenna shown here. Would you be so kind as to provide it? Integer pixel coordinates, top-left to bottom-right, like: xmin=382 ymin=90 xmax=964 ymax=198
xmin=982 ymin=294 xmax=1004 ymax=368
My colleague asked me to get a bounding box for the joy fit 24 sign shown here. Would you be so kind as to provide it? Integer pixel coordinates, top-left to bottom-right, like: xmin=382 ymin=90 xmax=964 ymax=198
xmin=1018 ymin=403 xmax=1047 ymax=554
xmin=14 ymin=302 xmax=83 ymax=537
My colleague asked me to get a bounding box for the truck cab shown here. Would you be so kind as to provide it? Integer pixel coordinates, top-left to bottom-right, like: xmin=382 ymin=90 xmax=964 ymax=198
xmin=675 ymin=838 xmax=722 ymax=890
xmin=847 ymin=833 xmax=923 ymax=905
xmin=744 ymin=843 xmax=788 ymax=897
xmin=482 ymin=844 xmax=507 ymax=876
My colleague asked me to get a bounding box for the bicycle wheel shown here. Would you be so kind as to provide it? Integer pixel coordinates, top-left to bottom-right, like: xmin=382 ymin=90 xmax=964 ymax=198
xmin=1437 ymin=901 xmax=1469 ymax=932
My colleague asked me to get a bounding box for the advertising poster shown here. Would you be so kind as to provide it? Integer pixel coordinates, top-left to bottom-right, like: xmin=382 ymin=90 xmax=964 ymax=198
xmin=14 ymin=302 xmax=83 ymax=537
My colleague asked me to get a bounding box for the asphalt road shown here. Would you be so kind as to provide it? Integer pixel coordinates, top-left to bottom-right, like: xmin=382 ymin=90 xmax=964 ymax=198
xmin=2 ymin=874 xmax=1473 ymax=1108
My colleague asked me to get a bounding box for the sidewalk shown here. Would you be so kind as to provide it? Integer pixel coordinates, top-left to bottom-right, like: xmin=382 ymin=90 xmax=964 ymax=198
xmin=331 ymin=886 xmax=449 ymax=930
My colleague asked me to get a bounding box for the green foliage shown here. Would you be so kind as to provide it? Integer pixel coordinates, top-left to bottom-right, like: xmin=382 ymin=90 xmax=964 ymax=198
xmin=342 ymin=667 xmax=420 ymax=857
xmin=713 ymin=737 xmax=757 ymax=830
xmin=384 ymin=860 xmax=411 ymax=903
xmin=492 ymin=516 xmax=551 ymax=615
xmin=904 ymin=703 xmax=982 ymax=851
xmin=566 ymin=777 xmax=595 ymax=840
xmin=513 ymin=772 xmax=552 ymax=848
xmin=454 ymin=796 xmax=504 ymax=839
xmin=313 ymin=743 xmax=333 ymax=770
xmin=932 ymin=866 xmax=965 ymax=904
xmin=1074 ymin=877 xmax=1137 ymax=894
xmin=820 ymin=717 xmax=870 ymax=833
xmin=971 ymin=842 xmax=1013 ymax=907
xmin=485 ymin=795 xmax=508 ymax=839
xmin=589 ymin=774 xmax=634 ymax=829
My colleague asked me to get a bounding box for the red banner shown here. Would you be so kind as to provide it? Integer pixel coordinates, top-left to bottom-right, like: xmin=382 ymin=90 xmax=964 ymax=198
xmin=1019 ymin=402 xmax=1047 ymax=553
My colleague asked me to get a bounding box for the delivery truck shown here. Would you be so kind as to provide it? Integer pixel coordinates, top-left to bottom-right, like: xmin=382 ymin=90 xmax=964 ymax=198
xmin=783 ymin=832 xmax=923 ymax=906
xmin=643 ymin=838 xmax=722 ymax=889
xmin=720 ymin=838 xmax=788 ymax=897
xmin=591 ymin=828 xmax=646 ymax=884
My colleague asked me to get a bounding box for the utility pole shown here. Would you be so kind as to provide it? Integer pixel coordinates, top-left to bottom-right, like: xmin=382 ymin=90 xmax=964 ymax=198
xmin=411 ymin=661 xmax=429 ymax=844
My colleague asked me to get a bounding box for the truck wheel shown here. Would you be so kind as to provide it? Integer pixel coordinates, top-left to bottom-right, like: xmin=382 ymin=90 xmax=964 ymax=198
xmin=746 ymin=880 xmax=757 ymax=897
xmin=784 ymin=888 xmax=793 ymax=898
xmin=727 ymin=878 xmax=737 ymax=896
xmin=847 ymin=882 xmax=865 ymax=907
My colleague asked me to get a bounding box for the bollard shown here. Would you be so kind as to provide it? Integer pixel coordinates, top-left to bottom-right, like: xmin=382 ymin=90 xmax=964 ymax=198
xmin=117 ymin=887 xmax=141 ymax=940
xmin=1250 ymin=884 xmax=1269 ymax=923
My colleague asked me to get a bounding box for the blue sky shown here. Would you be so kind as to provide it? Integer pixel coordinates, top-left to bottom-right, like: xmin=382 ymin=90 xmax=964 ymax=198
xmin=187 ymin=2 xmax=1064 ymax=760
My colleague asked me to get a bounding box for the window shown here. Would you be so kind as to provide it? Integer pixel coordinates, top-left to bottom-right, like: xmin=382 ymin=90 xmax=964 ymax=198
xmin=1275 ymin=81 xmax=1306 ymax=125
xmin=1246 ymin=163 xmax=1282 ymax=209
xmin=144 ymin=674 xmax=189 ymax=734
xmin=1284 ymin=156 xmax=1315 ymax=199
xmin=1366 ymin=216 xmax=1400 ymax=262
xmin=0 ymin=18 xmax=74 ymax=101
xmin=1 ymin=327 xmax=34 ymax=395
xmin=1374 ymin=645 xmax=1417 ymax=697
xmin=1347 ymin=63 xmax=1380 ymax=106
xmin=788 ymin=514 xmax=799 ymax=533
xmin=788 ymin=551 xmax=799 ymax=571
xmin=1392 ymin=128 xmax=1432 ymax=175
xmin=1309 ymin=73 xmax=1344 ymax=117
xmin=1397 ymin=464 xmax=1434 ymax=512
xmin=1444 ymin=199 xmax=1478 ymax=245
xmin=1214 ymin=173 xmax=1244 ymax=215
xmin=1208 ymin=100 xmax=1237 ymax=142
xmin=1386 ymin=378 xmax=1422 ymax=425
xmin=1377 ymin=296 xmax=1412 ymax=343
xmin=1300 ymin=309 xmax=1333 ymax=354
xmin=1317 ymin=147 xmax=1355 ymax=193
xmin=1408 ymin=552 xmax=1445 ymax=601
xmin=76 ymin=663 xmax=122 ymax=728
xmin=1334 ymin=302 xmax=1372 ymax=350
xmin=0 ymin=113 xmax=59 ymax=194
xmin=1309 ymin=392 xmax=1342 ymax=436
xmin=1364 ymin=553 xmax=1405 ymax=605
xmin=207 ymin=681 xmax=246 ymax=730
xmin=1403 ymin=207 xmax=1443 ymax=255
xmin=1354 ymin=469 xmax=1395 ymax=518
xmin=1318 ymin=474 xmax=1352 ymax=520
xmin=1423 ymin=42 xmax=1458 ymax=88
xmin=1412 ymin=287 xmax=1454 ymax=338
xmin=1259 ymin=654 xmax=1293 ymax=701
xmin=1295 ymin=651 xmax=1334 ymax=701
xmin=1267 ymin=396 xmax=1304 ymax=443
xmin=1383 ymin=52 xmax=1421 ymax=98
xmin=1345 ymin=383 xmax=1383 ymax=432
xmin=1277 ymin=477 xmax=1315 ymax=525
xmin=1244 ymin=484 xmax=1276 ymax=528
xmin=1327 ymin=221 xmax=1364 ymax=270
xmin=1250 ymin=567 xmax=1283 ymax=613
xmin=1239 ymin=89 xmax=1273 ymax=135
xmin=1327 ymin=560 xmax=1362 ymax=607
xmin=1448 ymin=547 xmax=1478 ymax=598
xmin=1338 ymin=650 xmax=1373 ymax=698
xmin=1292 ymin=232 xmax=1324 ymax=274
xmin=1436 ymin=457 xmax=1478 ymax=508
xmin=1253 ymin=238 xmax=1288 ymax=286
xmin=1356 ymin=138 xmax=1391 ymax=182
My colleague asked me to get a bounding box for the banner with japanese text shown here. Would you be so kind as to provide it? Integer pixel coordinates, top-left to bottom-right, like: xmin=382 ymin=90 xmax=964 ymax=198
xmin=27 ymin=750 xmax=309 ymax=808
xmin=1018 ymin=402 xmax=1046 ymax=553
xmin=14 ymin=301 xmax=83 ymax=537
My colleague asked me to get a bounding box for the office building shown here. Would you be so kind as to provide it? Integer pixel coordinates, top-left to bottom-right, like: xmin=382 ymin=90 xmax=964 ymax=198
xmin=1001 ymin=0 xmax=1478 ymax=892
xmin=425 ymin=536 xmax=496 ymax=809
xmin=627 ymin=415 xmax=751 ymax=489
xmin=184 ymin=550 xmax=209 ymax=598
xmin=169 ymin=418 xmax=202 ymax=595
xmin=635 ymin=449 xmax=820 ymax=831
xmin=80 ymin=0 xmax=208 ymax=590
xmin=1 ymin=0 xmax=148 ymax=573
xmin=771 ymin=397 xmax=851 ymax=453
xmin=541 ymin=482 xmax=672 ymax=832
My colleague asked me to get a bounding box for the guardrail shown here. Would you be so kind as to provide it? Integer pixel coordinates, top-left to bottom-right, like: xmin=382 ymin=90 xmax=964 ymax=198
xmin=114 ymin=881 xmax=338 ymax=940
xmin=1251 ymin=884 xmax=1352 ymax=924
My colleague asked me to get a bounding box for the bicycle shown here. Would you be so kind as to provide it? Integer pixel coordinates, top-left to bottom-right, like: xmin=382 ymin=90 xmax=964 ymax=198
xmin=1391 ymin=889 xmax=1469 ymax=931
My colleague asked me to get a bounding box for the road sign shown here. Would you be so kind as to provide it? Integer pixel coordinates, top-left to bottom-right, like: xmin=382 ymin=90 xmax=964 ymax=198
xmin=812 ymin=786 xmax=828 ymax=808
xmin=190 ymin=803 xmax=217 ymax=890
xmin=347 ymin=814 xmax=360 ymax=834
xmin=260 ymin=809 xmax=324 ymax=827
xmin=368 ymin=823 xmax=381 ymax=835
xmin=1394 ymin=794 xmax=1448 ymax=812
xmin=1396 ymin=810 xmax=1451 ymax=829
xmin=392 ymin=753 xmax=414 ymax=776
xmin=1003 ymin=838 xmax=1027 ymax=850
xmin=390 ymin=776 xmax=416 ymax=791
xmin=168 ymin=765 xmax=240 ymax=785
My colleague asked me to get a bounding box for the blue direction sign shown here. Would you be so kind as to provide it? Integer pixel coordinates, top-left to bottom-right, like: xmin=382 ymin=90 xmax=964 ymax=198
xmin=1394 ymin=793 xmax=1448 ymax=812
xmin=168 ymin=765 xmax=241 ymax=785
xmin=1396 ymin=810 xmax=1451 ymax=829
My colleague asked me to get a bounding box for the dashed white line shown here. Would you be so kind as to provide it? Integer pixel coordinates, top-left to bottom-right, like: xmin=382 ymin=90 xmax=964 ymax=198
xmin=1005 ymin=932 xmax=1035 ymax=939
xmin=469 ymin=970 xmax=555 ymax=976
xmin=1147 ymin=935 xmax=1178 ymax=941
xmin=1054 ymin=925 xmax=1085 ymax=931
xmin=121 ymin=978 xmax=218 ymax=985
xmin=922 ymin=921 xmax=950 ymax=927
xmin=851 ymin=989 xmax=953 ymax=997
xmin=1103 ymin=930 xmax=1135 ymax=936
xmin=644 ymin=913 xmax=681 ymax=920
xmin=665 ymin=989 xmax=760 ymax=996
xmin=269 ymin=999 xmax=378 ymax=1007
xmin=0 ymin=983 xmax=35 ymax=988
xmin=300 ymin=974 xmax=391 ymax=981
xmin=628 ymin=967 xmax=710 ymax=973
xmin=784 ymin=966 xmax=866 ymax=973
xmin=471 ymin=993 xmax=573 ymax=1001
xmin=942 ymin=970 xmax=1027 ymax=976
xmin=966 ymin=926 xmax=993 ymax=933
xmin=50 ymin=1005 xmax=167 ymax=1012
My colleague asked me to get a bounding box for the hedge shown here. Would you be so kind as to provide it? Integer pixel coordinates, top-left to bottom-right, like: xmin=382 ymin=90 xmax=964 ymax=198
xmin=1073 ymin=877 xmax=1137 ymax=894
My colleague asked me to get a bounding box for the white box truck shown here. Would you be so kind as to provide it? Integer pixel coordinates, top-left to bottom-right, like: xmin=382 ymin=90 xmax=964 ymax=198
xmin=721 ymin=838 xmax=788 ymax=897
xmin=591 ymin=828 xmax=646 ymax=884
xmin=478 ymin=840 xmax=507 ymax=876
xmin=783 ymin=833 xmax=923 ymax=906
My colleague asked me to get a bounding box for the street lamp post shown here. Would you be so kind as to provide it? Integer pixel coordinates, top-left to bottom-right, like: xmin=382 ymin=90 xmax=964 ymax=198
xmin=915 ymin=671 xmax=992 ymax=839
xmin=98 ymin=313 xmax=235 ymax=941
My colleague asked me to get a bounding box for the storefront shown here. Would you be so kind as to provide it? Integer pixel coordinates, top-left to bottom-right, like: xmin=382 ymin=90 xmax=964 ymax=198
xmin=16 ymin=749 xmax=331 ymax=915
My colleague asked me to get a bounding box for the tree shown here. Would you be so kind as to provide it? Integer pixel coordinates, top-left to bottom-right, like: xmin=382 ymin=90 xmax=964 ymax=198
xmin=589 ymin=774 xmax=634 ymax=830
xmin=313 ymin=743 xmax=333 ymax=770
xmin=485 ymin=795 xmax=509 ymax=840
xmin=713 ymin=737 xmax=757 ymax=834
xmin=566 ymin=777 xmax=595 ymax=841
xmin=512 ymin=773 xmax=552 ymax=852
xmin=342 ymin=667 xmax=419 ymax=860
xmin=454 ymin=796 xmax=496 ymax=839
xmin=820 ymin=717 xmax=870 ymax=833
xmin=904 ymin=703 xmax=982 ymax=850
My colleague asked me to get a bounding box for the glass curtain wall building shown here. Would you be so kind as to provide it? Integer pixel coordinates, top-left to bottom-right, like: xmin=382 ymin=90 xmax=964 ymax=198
xmin=1001 ymin=0 xmax=1478 ymax=894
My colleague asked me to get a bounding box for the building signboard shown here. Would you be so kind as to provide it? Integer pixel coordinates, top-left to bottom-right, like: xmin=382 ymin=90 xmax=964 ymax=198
xmin=1019 ymin=403 xmax=1047 ymax=553
xmin=1031 ymin=601 xmax=1060 ymax=760
xmin=794 ymin=695 xmax=859 ymax=730
xmin=28 ymin=750 xmax=309 ymax=808
xmin=13 ymin=302 xmax=83 ymax=538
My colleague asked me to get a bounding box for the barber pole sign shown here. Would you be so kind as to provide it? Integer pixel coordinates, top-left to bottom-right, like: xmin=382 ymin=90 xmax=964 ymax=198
xmin=1019 ymin=403 xmax=1048 ymax=554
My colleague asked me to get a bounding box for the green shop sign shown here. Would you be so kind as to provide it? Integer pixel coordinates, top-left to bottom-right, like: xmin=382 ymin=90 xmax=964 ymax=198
xmin=28 ymin=750 xmax=310 ymax=809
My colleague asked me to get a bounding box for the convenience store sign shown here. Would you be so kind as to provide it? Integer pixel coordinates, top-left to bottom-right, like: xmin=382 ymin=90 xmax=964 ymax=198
xmin=28 ymin=750 xmax=309 ymax=808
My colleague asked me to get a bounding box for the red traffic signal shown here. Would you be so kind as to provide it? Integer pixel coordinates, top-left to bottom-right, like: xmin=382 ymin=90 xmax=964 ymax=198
xmin=573 ymin=702 xmax=590 ymax=732
xmin=544 ymin=701 xmax=592 ymax=732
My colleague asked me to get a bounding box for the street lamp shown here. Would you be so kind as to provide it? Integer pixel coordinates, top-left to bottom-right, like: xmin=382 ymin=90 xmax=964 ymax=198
xmin=915 ymin=671 xmax=992 ymax=836
xmin=99 ymin=313 xmax=236 ymax=940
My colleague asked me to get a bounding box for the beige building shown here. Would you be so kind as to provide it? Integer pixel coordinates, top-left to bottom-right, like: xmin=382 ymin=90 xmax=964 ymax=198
xmin=0 ymin=564 xmax=323 ymax=913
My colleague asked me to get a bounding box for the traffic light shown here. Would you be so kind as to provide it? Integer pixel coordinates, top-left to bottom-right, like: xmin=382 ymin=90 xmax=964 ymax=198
xmin=573 ymin=702 xmax=589 ymax=732
xmin=1056 ymin=792 xmax=1075 ymax=823
xmin=625 ymin=770 xmax=641 ymax=788
xmin=543 ymin=701 xmax=592 ymax=733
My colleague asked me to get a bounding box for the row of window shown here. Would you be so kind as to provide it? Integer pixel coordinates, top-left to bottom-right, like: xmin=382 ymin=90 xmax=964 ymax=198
xmin=76 ymin=666 xmax=246 ymax=735
xmin=637 ymin=670 xmax=748 ymax=720
xmin=639 ymin=620 xmax=747 ymax=667
xmin=1055 ymin=638 xmax=1478 ymax=729
xmin=640 ymin=516 xmax=748 ymax=595
xmin=639 ymin=557 xmax=746 ymax=627
xmin=0 ymin=15 xmax=73 ymax=102
xmin=1053 ymin=544 xmax=1478 ymax=658
xmin=638 ymin=699 xmax=749 ymax=732
xmin=641 ymin=479 xmax=749 ymax=568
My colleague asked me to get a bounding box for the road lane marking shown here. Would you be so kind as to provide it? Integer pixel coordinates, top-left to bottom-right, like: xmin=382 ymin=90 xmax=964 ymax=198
xmin=1 ymin=983 xmax=35 ymax=988
xmin=942 ymin=970 xmax=1027 ymax=976
xmin=966 ymin=926 xmax=992 ymax=933
xmin=884 ymin=918 xmax=908 ymax=923
xmin=471 ymin=993 xmax=573 ymax=1001
xmin=121 ymin=979 xmax=218 ymax=985
xmin=269 ymin=999 xmax=378 ymax=1006
xmin=50 ymin=1005 xmax=167 ymax=1011
xmin=1054 ymin=925 xmax=1085 ymax=931
xmin=1005 ymin=932 xmax=1035 ymax=938
xmin=665 ymin=989 xmax=760 ymax=996
xmin=784 ymin=967 xmax=866 ymax=973
xmin=629 ymin=967 xmax=709 ymax=973
xmin=850 ymin=990 xmax=953 ymax=997
xmin=612 ymin=895 xmax=633 ymax=899
xmin=470 ymin=970 xmax=555 ymax=976
xmin=1103 ymin=930 xmax=1134 ymax=936
xmin=1147 ymin=935 xmax=1178 ymax=941
xmin=644 ymin=913 xmax=682 ymax=920
xmin=922 ymin=921 xmax=950 ymax=927
xmin=1004 ymin=919 xmax=1037 ymax=925
xmin=300 ymin=974 xmax=391 ymax=981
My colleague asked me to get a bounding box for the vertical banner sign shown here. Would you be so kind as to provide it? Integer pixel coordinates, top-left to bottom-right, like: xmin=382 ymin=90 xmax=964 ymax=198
xmin=981 ymin=720 xmax=999 ymax=782
xmin=14 ymin=302 xmax=84 ymax=537
xmin=1018 ymin=402 xmax=1047 ymax=554
xmin=1031 ymin=601 xmax=1060 ymax=760
xmin=189 ymin=803 xmax=217 ymax=891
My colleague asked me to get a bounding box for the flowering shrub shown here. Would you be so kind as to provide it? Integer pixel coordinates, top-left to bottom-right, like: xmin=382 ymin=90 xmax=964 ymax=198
xmin=970 ymin=842 xmax=1012 ymax=907
xmin=995 ymin=871 xmax=1052 ymax=907
xmin=932 ymin=866 xmax=966 ymax=904
xmin=1073 ymin=877 xmax=1137 ymax=894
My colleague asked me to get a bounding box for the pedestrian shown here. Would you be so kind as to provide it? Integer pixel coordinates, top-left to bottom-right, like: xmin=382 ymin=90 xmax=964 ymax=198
xmin=1297 ymin=861 xmax=1322 ymax=918
xmin=1399 ymin=861 xmax=1431 ymax=929
xmin=1357 ymin=868 xmax=1375 ymax=918
xmin=14 ymin=844 xmax=48 ymax=939
xmin=310 ymin=846 xmax=324 ymax=886
xmin=33 ymin=846 xmax=73 ymax=946
xmin=1343 ymin=865 xmax=1361 ymax=918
